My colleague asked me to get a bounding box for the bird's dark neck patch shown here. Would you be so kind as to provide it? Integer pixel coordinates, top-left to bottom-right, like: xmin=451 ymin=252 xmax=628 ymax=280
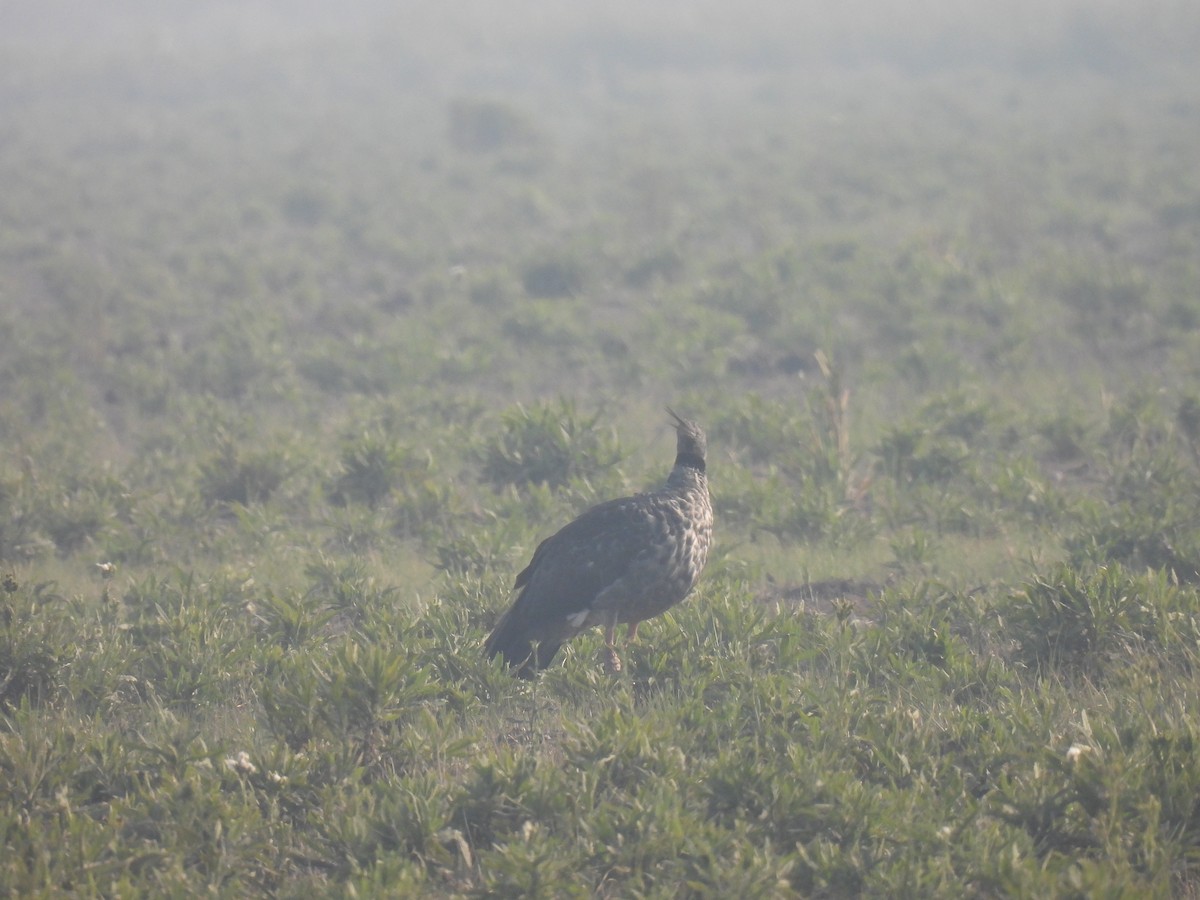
xmin=674 ymin=451 xmax=706 ymax=473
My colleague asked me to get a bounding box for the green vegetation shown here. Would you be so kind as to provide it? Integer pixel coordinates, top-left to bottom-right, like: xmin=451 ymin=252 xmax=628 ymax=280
xmin=4 ymin=1 xmax=1200 ymax=895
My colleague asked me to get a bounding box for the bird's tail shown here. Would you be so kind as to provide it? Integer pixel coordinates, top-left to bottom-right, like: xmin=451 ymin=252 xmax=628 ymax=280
xmin=484 ymin=610 xmax=561 ymax=679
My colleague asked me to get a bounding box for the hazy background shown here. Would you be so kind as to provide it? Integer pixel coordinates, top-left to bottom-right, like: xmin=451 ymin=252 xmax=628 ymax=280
xmin=3 ymin=0 xmax=1199 ymax=438
xmin=7 ymin=7 xmax=1200 ymax=894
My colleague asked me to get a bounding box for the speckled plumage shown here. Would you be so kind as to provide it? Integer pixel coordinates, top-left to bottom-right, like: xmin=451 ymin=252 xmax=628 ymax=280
xmin=484 ymin=411 xmax=712 ymax=677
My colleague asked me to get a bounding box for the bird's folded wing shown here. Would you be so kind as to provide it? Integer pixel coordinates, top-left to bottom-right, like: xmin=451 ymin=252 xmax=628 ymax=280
xmin=511 ymin=495 xmax=666 ymax=622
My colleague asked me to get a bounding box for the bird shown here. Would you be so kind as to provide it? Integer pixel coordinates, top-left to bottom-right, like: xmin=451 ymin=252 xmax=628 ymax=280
xmin=484 ymin=409 xmax=712 ymax=677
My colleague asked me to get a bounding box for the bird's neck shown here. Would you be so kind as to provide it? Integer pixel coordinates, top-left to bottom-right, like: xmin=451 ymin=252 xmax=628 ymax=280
xmin=666 ymin=460 xmax=707 ymax=491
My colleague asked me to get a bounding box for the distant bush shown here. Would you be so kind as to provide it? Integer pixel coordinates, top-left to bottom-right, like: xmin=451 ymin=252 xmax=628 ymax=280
xmin=482 ymin=400 xmax=622 ymax=491
xmin=876 ymin=391 xmax=994 ymax=486
xmin=999 ymin=564 xmax=1195 ymax=675
xmin=623 ymin=247 xmax=684 ymax=287
xmin=280 ymin=185 xmax=332 ymax=226
xmin=31 ymin=472 xmax=130 ymax=556
xmin=327 ymin=431 xmax=415 ymax=509
xmin=448 ymin=98 xmax=540 ymax=153
xmin=519 ymin=252 xmax=585 ymax=299
xmin=430 ymin=509 xmax=531 ymax=578
xmin=198 ymin=437 xmax=291 ymax=507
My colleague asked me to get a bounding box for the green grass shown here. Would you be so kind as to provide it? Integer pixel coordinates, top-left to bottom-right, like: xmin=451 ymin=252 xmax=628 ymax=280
xmin=4 ymin=1 xmax=1200 ymax=895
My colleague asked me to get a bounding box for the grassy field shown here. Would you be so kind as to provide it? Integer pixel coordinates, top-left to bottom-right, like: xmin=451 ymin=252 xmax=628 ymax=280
xmin=4 ymin=1 xmax=1200 ymax=895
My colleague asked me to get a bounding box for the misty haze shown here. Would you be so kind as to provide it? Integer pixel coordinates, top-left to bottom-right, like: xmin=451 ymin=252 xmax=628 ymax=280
xmin=3 ymin=1 xmax=1200 ymax=895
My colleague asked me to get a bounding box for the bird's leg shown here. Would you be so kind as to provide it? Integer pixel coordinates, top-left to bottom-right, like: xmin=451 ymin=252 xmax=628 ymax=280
xmin=627 ymin=620 xmax=641 ymax=642
xmin=602 ymin=614 xmax=622 ymax=674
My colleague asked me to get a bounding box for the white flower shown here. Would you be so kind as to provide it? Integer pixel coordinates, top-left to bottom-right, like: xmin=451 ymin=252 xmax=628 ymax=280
xmin=1066 ymin=743 xmax=1091 ymax=764
xmin=225 ymin=751 xmax=257 ymax=774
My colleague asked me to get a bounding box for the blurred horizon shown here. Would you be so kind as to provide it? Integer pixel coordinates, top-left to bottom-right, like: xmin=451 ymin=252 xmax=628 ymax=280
xmin=4 ymin=1 xmax=1198 ymax=77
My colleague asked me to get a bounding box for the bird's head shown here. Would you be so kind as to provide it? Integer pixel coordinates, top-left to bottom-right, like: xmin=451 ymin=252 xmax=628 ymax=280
xmin=667 ymin=408 xmax=707 ymax=471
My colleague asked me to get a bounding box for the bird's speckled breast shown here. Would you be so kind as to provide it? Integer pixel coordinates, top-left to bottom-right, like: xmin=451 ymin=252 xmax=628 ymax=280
xmin=599 ymin=473 xmax=712 ymax=624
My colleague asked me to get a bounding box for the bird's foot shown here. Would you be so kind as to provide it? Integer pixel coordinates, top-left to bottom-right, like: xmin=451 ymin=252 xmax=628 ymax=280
xmin=603 ymin=646 xmax=622 ymax=674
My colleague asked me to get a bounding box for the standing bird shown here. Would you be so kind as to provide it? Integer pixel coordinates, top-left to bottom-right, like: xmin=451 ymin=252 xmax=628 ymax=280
xmin=485 ymin=410 xmax=712 ymax=677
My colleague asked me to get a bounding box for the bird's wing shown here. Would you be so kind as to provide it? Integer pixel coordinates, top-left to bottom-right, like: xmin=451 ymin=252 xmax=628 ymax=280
xmin=511 ymin=494 xmax=663 ymax=625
